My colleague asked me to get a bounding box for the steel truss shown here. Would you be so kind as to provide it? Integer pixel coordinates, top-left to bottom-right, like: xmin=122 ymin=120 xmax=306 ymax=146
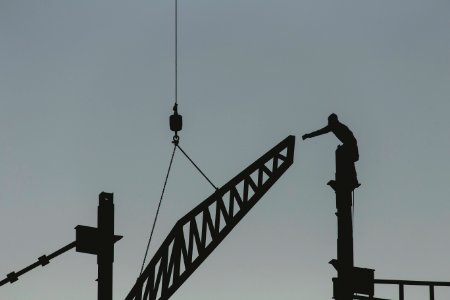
xmin=125 ymin=135 xmax=295 ymax=300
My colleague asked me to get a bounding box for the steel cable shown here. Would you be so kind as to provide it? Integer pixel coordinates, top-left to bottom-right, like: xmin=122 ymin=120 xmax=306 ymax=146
xmin=139 ymin=144 xmax=177 ymax=275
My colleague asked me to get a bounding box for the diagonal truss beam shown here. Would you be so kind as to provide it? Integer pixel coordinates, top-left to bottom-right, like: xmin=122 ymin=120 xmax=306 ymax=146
xmin=125 ymin=135 xmax=295 ymax=300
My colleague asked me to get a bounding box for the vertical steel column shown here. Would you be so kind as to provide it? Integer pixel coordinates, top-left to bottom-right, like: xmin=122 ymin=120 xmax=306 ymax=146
xmin=399 ymin=284 xmax=404 ymax=300
xmin=333 ymin=145 xmax=354 ymax=300
xmin=98 ymin=192 xmax=114 ymax=300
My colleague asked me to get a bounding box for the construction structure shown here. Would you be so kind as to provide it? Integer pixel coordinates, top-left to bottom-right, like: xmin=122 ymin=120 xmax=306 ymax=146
xmin=328 ymin=145 xmax=374 ymax=300
xmin=3 ymin=127 xmax=450 ymax=300
xmin=0 ymin=136 xmax=295 ymax=300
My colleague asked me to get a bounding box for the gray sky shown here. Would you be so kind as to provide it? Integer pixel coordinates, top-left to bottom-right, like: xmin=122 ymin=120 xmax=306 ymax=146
xmin=1 ymin=1 xmax=450 ymax=299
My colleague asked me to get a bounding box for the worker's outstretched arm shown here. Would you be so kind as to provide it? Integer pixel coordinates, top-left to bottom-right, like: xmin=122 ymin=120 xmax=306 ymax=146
xmin=302 ymin=126 xmax=330 ymax=140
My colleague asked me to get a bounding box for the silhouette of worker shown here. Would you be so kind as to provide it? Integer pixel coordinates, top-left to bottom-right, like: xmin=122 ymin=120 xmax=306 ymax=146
xmin=303 ymin=113 xmax=360 ymax=190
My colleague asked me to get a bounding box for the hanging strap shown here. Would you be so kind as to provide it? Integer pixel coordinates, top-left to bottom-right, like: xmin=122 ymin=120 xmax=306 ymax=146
xmin=139 ymin=144 xmax=177 ymax=275
xmin=139 ymin=142 xmax=217 ymax=276
xmin=176 ymin=143 xmax=218 ymax=190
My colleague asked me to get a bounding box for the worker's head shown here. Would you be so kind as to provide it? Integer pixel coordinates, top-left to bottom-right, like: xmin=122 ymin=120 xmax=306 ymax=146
xmin=328 ymin=113 xmax=338 ymax=125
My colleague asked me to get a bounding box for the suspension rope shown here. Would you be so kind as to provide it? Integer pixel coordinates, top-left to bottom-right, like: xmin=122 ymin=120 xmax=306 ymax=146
xmin=176 ymin=144 xmax=218 ymax=190
xmin=175 ymin=0 xmax=178 ymax=104
xmin=138 ymin=0 xmax=216 ymax=276
xmin=139 ymin=144 xmax=177 ymax=275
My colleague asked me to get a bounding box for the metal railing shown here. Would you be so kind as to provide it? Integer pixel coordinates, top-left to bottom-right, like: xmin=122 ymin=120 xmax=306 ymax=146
xmin=374 ymin=279 xmax=450 ymax=300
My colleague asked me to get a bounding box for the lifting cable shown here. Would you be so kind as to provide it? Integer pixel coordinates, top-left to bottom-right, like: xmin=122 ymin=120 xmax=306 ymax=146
xmin=176 ymin=144 xmax=218 ymax=190
xmin=175 ymin=0 xmax=178 ymax=106
xmin=139 ymin=144 xmax=177 ymax=275
xmin=168 ymin=0 xmax=217 ymax=191
xmin=168 ymin=0 xmax=217 ymax=190
xmin=139 ymin=0 xmax=217 ymax=276
xmin=139 ymin=0 xmax=179 ymax=275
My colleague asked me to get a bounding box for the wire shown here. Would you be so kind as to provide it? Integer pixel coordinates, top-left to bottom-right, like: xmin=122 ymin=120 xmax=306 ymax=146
xmin=175 ymin=0 xmax=178 ymax=104
xmin=176 ymin=144 xmax=218 ymax=190
xmin=139 ymin=142 xmax=216 ymax=276
xmin=139 ymin=144 xmax=177 ymax=275
xmin=139 ymin=0 xmax=216 ymax=276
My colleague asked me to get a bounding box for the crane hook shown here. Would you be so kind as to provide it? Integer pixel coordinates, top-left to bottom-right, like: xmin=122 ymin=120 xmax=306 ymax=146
xmin=170 ymin=103 xmax=182 ymax=144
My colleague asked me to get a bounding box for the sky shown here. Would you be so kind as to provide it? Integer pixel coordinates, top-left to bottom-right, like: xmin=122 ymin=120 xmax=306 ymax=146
xmin=1 ymin=1 xmax=450 ymax=299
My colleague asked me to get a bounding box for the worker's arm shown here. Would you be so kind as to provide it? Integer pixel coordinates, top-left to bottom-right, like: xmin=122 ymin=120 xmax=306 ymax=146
xmin=302 ymin=125 xmax=330 ymax=140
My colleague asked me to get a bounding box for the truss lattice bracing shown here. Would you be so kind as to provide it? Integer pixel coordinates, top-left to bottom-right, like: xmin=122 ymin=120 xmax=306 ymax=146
xmin=125 ymin=136 xmax=295 ymax=300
